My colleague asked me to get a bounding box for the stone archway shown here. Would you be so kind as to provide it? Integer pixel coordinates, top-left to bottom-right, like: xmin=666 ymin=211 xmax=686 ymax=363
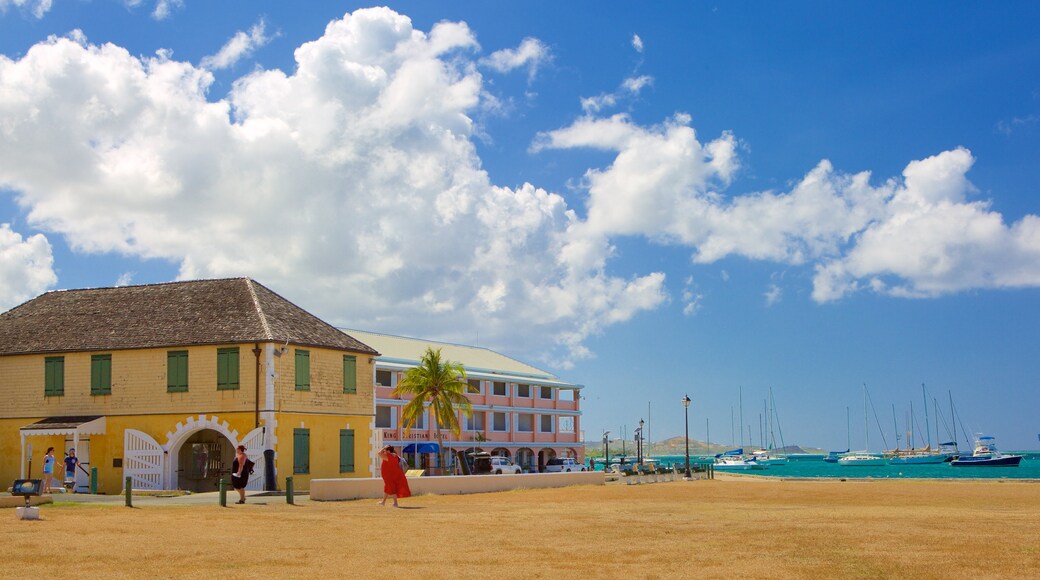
xmin=163 ymin=415 xmax=266 ymax=491
xmin=175 ymin=429 xmax=233 ymax=492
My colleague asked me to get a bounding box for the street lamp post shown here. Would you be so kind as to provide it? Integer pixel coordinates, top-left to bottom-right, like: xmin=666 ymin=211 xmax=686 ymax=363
xmin=602 ymin=431 xmax=611 ymax=472
xmin=682 ymin=394 xmax=692 ymax=479
xmin=637 ymin=418 xmax=645 ymax=465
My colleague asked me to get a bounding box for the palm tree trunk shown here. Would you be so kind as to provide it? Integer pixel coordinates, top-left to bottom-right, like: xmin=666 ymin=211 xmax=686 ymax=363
xmin=436 ymin=424 xmax=444 ymax=473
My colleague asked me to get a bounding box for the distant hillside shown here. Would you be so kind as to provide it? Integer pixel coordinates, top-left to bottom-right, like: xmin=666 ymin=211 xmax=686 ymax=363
xmin=585 ymin=435 xmax=824 ymax=456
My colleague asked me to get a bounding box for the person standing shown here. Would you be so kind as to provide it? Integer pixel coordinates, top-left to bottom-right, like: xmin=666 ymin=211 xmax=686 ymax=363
xmin=63 ymin=449 xmax=81 ymax=492
xmin=42 ymin=447 xmax=56 ymax=493
xmin=377 ymin=445 xmax=411 ymax=507
xmin=230 ymin=445 xmax=253 ymax=504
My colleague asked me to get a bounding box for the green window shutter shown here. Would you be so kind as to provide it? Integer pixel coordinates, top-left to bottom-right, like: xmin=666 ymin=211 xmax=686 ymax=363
xmin=293 ymin=428 xmax=310 ymax=474
xmin=167 ymin=351 xmax=189 ymax=392
xmin=343 ymin=355 xmax=357 ymax=394
xmin=44 ymin=357 xmax=64 ymax=397
xmin=91 ymin=354 xmax=112 ymax=396
xmin=339 ymin=429 xmax=355 ymax=473
xmin=295 ymin=349 xmax=310 ymax=391
xmin=217 ymin=348 xmax=240 ymax=390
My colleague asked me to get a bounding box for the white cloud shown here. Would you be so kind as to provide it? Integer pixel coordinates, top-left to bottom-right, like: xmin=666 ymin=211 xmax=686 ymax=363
xmin=0 ymin=8 xmax=664 ymax=366
xmin=123 ymin=0 xmax=181 ymax=21
xmin=764 ymin=284 xmax=782 ymax=306
xmin=539 ymin=113 xmax=1040 ymax=304
xmin=578 ymin=75 xmax=654 ymax=114
xmin=0 ymin=0 xmax=51 ymax=18
xmin=481 ymin=37 xmax=550 ymax=81
xmin=0 ymin=224 xmax=57 ymax=310
xmin=201 ymin=19 xmax=272 ymax=70
xmin=632 ymin=34 xmax=644 ymax=53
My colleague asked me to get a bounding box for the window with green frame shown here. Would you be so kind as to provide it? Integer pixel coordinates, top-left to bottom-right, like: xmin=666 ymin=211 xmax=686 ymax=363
xmin=295 ymin=349 xmax=310 ymax=391
xmin=217 ymin=348 xmax=240 ymax=390
xmin=293 ymin=428 xmax=310 ymax=474
xmin=90 ymin=354 xmax=112 ymax=396
xmin=339 ymin=429 xmax=355 ymax=473
xmin=167 ymin=350 xmax=189 ymax=392
xmin=44 ymin=356 xmax=64 ymax=397
xmin=342 ymin=355 xmax=357 ymax=394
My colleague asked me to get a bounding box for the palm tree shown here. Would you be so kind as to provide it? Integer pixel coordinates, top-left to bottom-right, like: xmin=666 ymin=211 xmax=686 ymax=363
xmin=393 ymin=347 xmax=473 ymax=472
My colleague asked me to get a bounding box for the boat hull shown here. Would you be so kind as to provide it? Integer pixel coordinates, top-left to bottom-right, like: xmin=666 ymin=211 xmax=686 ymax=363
xmin=889 ymin=454 xmax=949 ymax=465
xmin=950 ymin=455 xmax=1022 ymax=467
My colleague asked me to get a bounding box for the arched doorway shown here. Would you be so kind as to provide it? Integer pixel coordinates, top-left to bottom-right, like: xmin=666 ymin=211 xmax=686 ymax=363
xmin=491 ymin=447 xmax=510 ymax=459
xmin=516 ymin=448 xmax=534 ymax=472
xmin=538 ymin=448 xmax=556 ymax=472
xmin=176 ymin=429 xmax=233 ymax=492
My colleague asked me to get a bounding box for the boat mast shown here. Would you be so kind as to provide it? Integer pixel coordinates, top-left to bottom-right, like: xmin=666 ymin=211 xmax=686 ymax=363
xmin=934 ymin=397 xmax=940 ymax=448
xmin=846 ymin=406 xmax=851 ymax=451
xmin=922 ymin=384 xmax=931 ymax=450
xmin=949 ymin=391 xmax=957 ymax=448
xmin=910 ymin=400 xmax=915 ymax=450
xmin=739 ymin=386 xmax=744 ymax=450
xmin=863 ymin=383 xmax=869 ymax=452
xmin=892 ymin=404 xmax=899 ymax=452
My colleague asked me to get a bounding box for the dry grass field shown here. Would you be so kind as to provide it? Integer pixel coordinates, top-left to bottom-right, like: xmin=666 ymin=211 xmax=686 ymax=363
xmin=2 ymin=477 xmax=1039 ymax=579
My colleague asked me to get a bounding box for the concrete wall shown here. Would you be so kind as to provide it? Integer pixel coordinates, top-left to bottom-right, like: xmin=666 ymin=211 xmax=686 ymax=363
xmin=310 ymin=471 xmax=605 ymax=501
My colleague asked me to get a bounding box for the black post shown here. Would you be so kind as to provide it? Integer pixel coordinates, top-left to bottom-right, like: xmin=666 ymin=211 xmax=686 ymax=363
xmin=683 ymin=394 xmax=692 ymax=479
xmin=604 ymin=438 xmax=609 ymax=472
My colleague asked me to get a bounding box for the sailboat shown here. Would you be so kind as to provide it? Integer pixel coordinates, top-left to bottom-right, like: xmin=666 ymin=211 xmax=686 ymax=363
xmin=839 ymin=384 xmax=887 ymax=466
xmin=888 ymin=389 xmax=948 ymax=464
xmin=751 ymin=388 xmax=789 ymax=465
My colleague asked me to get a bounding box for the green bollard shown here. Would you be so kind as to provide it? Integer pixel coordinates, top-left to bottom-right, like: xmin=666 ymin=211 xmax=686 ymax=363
xmin=90 ymin=467 xmax=98 ymax=495
xmin=125 ymin=476 xmax=132 ymax=507
xmin=286 ymin=476 xmax=294 ymax=505
xmin=219 ymin=478 xmax=227 ymax=507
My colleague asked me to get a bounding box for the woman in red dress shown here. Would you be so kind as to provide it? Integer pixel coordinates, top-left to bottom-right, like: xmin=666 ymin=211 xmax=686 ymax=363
xmin=378 ymin=445 xmax=411 ymax=507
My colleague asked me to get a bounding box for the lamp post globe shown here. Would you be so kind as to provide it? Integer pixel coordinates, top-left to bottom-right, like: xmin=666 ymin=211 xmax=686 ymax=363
xmin=682 ymin=394 xmax=692 ymax=479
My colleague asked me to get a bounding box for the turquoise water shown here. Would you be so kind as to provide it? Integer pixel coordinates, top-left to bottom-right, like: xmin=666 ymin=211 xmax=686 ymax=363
xmin=638 ymin=453 xmax=1040 ymax=479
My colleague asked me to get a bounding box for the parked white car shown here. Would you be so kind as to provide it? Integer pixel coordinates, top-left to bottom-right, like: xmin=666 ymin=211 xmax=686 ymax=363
xmin=545 ymin=457 xmax=586 ymax=472
xmin=489 ymin=456 xmax=522 ymax=474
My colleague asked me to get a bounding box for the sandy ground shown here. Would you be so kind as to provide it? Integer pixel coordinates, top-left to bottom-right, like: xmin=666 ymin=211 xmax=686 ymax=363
xmin=2 ymin=477 xmax=1038 ymax=579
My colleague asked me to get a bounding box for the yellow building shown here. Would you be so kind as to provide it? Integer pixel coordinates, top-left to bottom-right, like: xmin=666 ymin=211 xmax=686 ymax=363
xmin=0 ymin=278 xmax=378 ymax=493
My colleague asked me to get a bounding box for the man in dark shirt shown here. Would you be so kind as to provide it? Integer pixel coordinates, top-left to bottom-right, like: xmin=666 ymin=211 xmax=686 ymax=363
xmin=64 ymin=449 xmax=81 ymax=491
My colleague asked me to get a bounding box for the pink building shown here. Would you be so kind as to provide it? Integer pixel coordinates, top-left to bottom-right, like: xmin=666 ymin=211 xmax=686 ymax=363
xmin=344 ymin=330 xmax=583 ymax=473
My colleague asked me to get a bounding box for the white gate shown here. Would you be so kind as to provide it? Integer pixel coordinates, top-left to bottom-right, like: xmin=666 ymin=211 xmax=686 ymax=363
xmin=238 ymin=427 xmax=267 ymax=491
xmin=124 ymin=429 xmax=164 ymax=490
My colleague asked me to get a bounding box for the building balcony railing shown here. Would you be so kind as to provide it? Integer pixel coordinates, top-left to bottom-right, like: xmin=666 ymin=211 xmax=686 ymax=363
xmin=379 ymin=428 xmax=581 ymax=445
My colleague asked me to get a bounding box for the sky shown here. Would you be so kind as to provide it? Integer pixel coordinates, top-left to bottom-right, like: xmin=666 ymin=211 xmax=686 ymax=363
xmin=1 ymin=1 xmax=1038 ymax=451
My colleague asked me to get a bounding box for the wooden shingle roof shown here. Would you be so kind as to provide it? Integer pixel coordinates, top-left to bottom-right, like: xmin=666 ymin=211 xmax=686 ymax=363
xmin=0 ymin=278 xmax=377 ymax=356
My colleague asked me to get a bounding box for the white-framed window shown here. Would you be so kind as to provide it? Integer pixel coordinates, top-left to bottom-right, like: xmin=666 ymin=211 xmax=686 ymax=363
xmin=539 ymin=386 xmax=553 ymax=399
xmin=409 ymin=411 xmax=426 ymax=430
xmin=465 ymin=411 xmax=485 ymax=431
xmin=559 ymin=389 xmax=576 ymax=402
xmin=539 ymin=414 xmax=554 ymax=433
xmin=492 ymin=412 xmax=508 ymax=432
xmin=375 ymin=369 xmax=393 ymax=387
xmin=517 ymin=413 xmax=534 ymax=432
xmin=492 ymin=381 xmax=507 ymax=396
xmin=516 ymin=384 xmax=531 ymax=398
xmin=559 ymin=416 xmax=575 ymax=433
xmin=375 ymin=405 xmax=394 ymax=429
xmin=467 ymin=378 xmax=481 ymax=394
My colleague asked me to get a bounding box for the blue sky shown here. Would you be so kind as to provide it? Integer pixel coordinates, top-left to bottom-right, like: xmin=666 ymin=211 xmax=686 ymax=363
xmin=1 ymin=2 xmax=1038 ymax=451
